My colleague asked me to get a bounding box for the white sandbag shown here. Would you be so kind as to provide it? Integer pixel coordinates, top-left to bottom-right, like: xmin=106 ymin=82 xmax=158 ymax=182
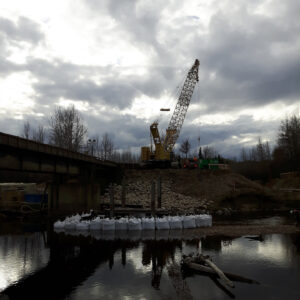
xmin=102 ymin=219 xmax=115 ymax=231
xmin=76 ymin=221 xmax=90 ymax=230
xmin=195 ymin=215 xmax=206 ymax=227
xmin=202 ymin=214 xmax=212 ymax=227
xmin=156 ymin=217 xmax=170 ymax=230
xmin=115 ymin=218 xmax=128 ymax=230
xmin=64 ymin=221 xmax=77 ymax=230
xmin=128 ymin=218 xmax=142 ymax=231
xmin=168 ymin=216 xmax=183 ymax=229
xmin=54 ymin=220 xmax=65 ymax=229
xmin=141 ymin=217 xmax=155 ymax=230
xmin=70 ymin=213 xmax=81 ymax=223
xmin=182 ymin=215 xmax=196 ymax=229
xmin=90 ymin=217 xmax=102 ymax=230
xmin=81 ymin=210 xmax=93 ymax=218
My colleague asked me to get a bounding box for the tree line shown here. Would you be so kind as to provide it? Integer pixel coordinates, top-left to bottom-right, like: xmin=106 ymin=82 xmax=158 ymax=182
xmin=179 ymin=137 xmax=218 ymax=160
xmin=233 ymin=114 xmax=300 ymax=181
xmin=21 ymin=105 xmax=139 ymax=163
xmin=21 ymin=105 xmax=300 ymax=173
xmin=177 ymin=114 xmax=300 ymax=181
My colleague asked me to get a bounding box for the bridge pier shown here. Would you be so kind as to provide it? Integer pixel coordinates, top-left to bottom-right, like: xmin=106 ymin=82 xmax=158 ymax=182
xmin=48 ymin=182 xmax=100 ymax=214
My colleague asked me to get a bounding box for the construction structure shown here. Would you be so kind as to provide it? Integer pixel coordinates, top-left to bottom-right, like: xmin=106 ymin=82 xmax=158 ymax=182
xmin=141 ymin=59 xmax=200 ymax=166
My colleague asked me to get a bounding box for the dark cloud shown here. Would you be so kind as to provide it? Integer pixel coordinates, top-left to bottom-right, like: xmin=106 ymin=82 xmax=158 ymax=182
xmin=80 ymin=109 xmax=151 ymax=149
xmin=190 ymin=2 xmax=300 ymax=112
xmin=0 ymin=55 xmax=23 ymax=75
xmin=0 ymin=16 xmax=44 ymax=77
xmin=0 ymin=16 xmax=44 ymax=43
xmin=24 ymin=57 xmax=176 ymax=110
xmin=1 ymin=0 xmax=300 ymax=158
xmin=0 ymin=117 xmax=24 ymax=136
xmin=179 ymin=115 xmax=279 ymax=158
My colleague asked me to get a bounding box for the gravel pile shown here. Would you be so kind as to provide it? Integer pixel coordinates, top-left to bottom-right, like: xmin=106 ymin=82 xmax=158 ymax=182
xmin=101 ymin=177 xmax=213 ymax=213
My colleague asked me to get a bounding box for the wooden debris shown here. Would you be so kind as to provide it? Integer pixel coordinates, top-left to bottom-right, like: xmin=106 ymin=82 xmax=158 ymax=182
xmin=198 ymin=254 xmax=234 ymax=288
xmin=185 ymin=261 xmax=259 ymax=284
xmin=182 ymin=254 xmax=259 ymax=288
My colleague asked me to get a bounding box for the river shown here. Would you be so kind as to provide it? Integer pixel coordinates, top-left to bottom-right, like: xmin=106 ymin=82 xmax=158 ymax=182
xmin=0 ymin=220 xmax=299 ymax=299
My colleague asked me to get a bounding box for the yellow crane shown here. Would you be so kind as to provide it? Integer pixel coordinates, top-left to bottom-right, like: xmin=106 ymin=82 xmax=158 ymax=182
xmin=141 ymin=59 xmax=200 ymax=166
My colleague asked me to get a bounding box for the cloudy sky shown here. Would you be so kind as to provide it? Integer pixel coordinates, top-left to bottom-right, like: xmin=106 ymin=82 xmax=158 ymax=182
xmin=0 ymin=0 xmax=299 ymax=158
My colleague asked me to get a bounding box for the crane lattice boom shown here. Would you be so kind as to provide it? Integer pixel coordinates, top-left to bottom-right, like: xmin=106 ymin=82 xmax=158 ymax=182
xmin=163 ymin=59 xmax=199 ymax=151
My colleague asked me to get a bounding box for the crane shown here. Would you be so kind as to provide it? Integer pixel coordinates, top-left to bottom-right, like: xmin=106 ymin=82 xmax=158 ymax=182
xmin=141 ymin=59 xmax=200 ymax=166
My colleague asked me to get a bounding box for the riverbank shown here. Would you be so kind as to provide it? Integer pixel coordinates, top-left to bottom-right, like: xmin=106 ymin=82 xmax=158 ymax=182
xmin=103 ymin=169 xmax=300 ymax=214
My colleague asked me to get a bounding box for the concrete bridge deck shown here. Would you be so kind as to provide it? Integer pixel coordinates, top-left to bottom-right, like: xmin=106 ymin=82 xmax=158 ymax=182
xmin=0 ymin=131 xmax=117 ymax=179
xmin=0 ymin=131 xmax=122 ymax=213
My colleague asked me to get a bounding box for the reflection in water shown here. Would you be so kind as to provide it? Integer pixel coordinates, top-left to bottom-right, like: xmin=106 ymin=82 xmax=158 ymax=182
xmin=0 ymin=226 xmax=299 ymax=300
xmin=0 ymin=231 xmax=49 ymax=292
xmin=142 ymin=239 xmax=181 ymax=289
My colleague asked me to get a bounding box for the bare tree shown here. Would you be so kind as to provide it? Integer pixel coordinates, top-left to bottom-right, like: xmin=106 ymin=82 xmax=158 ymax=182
xmin=32 ymin=125 xmax=46 ymax=143
xmin=240 ymin=147 xmax=248 ymax=161
xmin=249 ymin=146 xmax=257 ymax=161
xmin=49 ymin=105 xmax=87 ymax=151
xmin=110 ymin=149 xmax=140 ymax=163
xmin=100 ymin=133 xmax=114 ymax=160
xmin=179 ymin=138 xmax=191 ymax=158
xmin=22 ymin=121 xmax=31 ymax=139
xmin=244 ymin=139 xmax=272 ymax=162
xmin=111 ymin=150 xmax=121 ymax=162
xmin=203 ymin=146 xmax=217 ymax=159
xmin=256 ymin=137 xmax=265 ymax=161
xmin=264 ymin=141 xmax=272 ymax=160
xmin=278 ymin=115 xmax=300 ymax=162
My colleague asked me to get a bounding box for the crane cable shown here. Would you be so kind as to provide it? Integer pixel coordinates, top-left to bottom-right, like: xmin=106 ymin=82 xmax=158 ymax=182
xmin=157 ymin=65 xmax=190 ymax=128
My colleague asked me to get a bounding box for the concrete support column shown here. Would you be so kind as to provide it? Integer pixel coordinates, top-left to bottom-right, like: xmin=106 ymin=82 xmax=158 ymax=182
xmin=48 ymin=183 xmax=59 ymax=211
xmin=48 ymin=182 xmax=100 ymax=214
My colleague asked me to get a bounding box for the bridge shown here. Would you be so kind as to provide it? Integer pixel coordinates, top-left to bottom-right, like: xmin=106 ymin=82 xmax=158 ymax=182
xmin=0 ymin=131 xmax=122 ymax=214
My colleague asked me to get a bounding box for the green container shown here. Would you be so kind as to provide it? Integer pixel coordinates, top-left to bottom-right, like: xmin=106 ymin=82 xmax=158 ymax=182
xmin=198 ymin=159 xmax=219 ymax=169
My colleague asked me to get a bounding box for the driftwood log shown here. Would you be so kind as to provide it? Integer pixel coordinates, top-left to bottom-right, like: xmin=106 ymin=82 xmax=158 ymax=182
xmin=200 ymin=255 xmax=234 ymax=288
xmin=183 ymin=255 xmax=234 ymax=288
xmin=185 ymin=261 xmax=259 ymax=284
xmin=183 ymin=254 xmax=259 ymax=287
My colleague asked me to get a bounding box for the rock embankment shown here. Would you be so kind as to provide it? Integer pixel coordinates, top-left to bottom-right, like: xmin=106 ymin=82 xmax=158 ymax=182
xmin=101 ymin=169 xmax=273 ymax=214
xmin=101 ymin=175 xmax=213 ymax=213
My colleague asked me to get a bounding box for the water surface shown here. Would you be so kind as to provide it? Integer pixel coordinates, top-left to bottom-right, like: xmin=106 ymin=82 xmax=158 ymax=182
xmin=0 ymin=223 xmax=299 ymax=299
